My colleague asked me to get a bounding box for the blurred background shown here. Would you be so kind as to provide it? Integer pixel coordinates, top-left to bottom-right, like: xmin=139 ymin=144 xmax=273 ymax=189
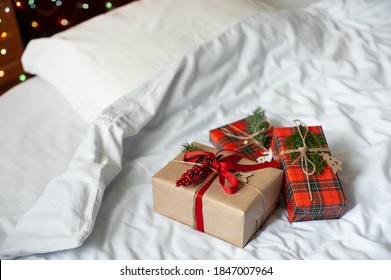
xmin=12 ymin=0 xmax=136 ymax=44
xmin=0 ymin=0 xmax=135 ymax=93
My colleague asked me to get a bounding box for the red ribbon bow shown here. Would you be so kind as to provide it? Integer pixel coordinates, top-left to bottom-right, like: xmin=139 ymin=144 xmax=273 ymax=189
xmin=183 ymin=150 xmax=277 ymax=194
xmin=180 ymin=150 xmax=277 ymax=232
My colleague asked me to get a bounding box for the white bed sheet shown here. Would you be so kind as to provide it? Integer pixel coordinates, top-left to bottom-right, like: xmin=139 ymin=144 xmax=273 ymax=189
xmin=1 ymin=0 xmax=273 ymax=255
xmin=1 ymin=0 xmax=391 ymax=260
xmin=0 ymin=78 xmax=88 ymax=245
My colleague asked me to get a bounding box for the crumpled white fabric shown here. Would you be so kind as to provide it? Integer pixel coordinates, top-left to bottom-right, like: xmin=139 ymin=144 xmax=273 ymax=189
xmin=0 ymin=62 xmax=182 ymax=258
xmin=1 ymin=0 xmax=391 ymax=259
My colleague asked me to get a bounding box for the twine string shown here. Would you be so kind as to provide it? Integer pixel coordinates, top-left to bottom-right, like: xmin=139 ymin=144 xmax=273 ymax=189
xmin=221 ymin=120 xmax=271 ymax=152
xmin=279 ymin=120 xmax=329 ymax=201
xmin=242 ymin=181 xmax=266 ymax=227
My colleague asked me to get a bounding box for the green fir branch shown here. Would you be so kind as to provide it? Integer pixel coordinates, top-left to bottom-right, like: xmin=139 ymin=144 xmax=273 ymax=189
xmin=181 ymin=141 xmax=203 ymax=153
xmin=248 ymin=107 xmax=270 ymax=146
xmin=307 ymin=153 xmax=326 ymax=175
xmin=285 ymin=125 xmax=327 ymax=174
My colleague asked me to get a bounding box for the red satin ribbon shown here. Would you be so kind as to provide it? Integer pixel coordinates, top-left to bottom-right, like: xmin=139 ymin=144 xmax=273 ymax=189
xmin=182 ymin=150 xmax=277 ymax=231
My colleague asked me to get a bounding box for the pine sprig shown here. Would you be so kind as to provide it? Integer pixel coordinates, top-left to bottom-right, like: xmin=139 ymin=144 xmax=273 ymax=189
xmin=307 ymin=153 xmax=326 ymax=175
xmin=248 ymin=107 xmax=270 ymax=145
xmin=285 ymin=125 xmax=327 ymax=175
xmin=181 ymin=142 xmax=203 ymax=153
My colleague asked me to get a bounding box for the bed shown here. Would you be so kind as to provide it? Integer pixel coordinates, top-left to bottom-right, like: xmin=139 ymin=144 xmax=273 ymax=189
xmin=1 ymin=0 xmax=390 ymax=260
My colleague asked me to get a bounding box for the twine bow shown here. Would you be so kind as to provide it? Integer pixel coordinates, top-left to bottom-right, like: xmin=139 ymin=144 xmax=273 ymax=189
xmin=221 ymin=120 xmax=271 ymax=152
xmin=280 ymin=120 xmax=329 ymax=201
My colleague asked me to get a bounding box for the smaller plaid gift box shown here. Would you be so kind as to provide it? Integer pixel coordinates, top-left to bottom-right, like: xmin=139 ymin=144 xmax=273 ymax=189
xmin=210 ymin=116 xmax=273 ymax=162
xmin=272 ymin=121 xmax=348 ymax=222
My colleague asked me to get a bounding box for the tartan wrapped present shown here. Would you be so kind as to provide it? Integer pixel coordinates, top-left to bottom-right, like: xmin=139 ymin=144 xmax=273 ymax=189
xmin=210 ymin=113 xmax=273 ymax=162
xmin=152 ymin=142 xmax=283 ymax=247
xmin=272 ymin=121 xmax=348 ymax=222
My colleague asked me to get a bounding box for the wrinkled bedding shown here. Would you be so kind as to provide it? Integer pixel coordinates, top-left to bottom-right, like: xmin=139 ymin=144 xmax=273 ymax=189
xmin=1 ymin=0 xmax=391 ymax=259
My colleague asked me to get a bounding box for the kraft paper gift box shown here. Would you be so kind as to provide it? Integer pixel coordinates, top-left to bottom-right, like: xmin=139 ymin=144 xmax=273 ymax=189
xmin=210 ymin=116 xmax=273 ymax=162
xmin=152 ymin=142 xmax=283 ymax=248
xmin=272 ymin=122 xmax=348 ymax=222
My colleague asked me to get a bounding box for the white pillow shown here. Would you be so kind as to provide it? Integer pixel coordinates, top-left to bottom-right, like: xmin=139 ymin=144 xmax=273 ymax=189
xmin=21 ymin=0 xmax=271 ymax=122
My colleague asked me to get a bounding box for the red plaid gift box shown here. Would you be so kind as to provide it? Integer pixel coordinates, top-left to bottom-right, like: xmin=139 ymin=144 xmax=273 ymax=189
xmin=210 ymin=117 xmax=273 ymax=161
xmin=272 ymin=124 xmax=348 ymax=222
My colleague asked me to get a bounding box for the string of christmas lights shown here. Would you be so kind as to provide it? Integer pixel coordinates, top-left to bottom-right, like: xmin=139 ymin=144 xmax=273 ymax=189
xmin=13 ymin=0 xmax=133 ymax=42
xmin=1 ymin=0 xmax=133 ymax=90
xmin=27 ymin=0 xmax=62 ymax=17
xmin=0 ymin=1 xmax=27 ymax=90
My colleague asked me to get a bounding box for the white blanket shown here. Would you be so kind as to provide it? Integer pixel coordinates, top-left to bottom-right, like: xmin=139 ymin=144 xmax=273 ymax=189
xmin=1 ymin=0 xmax=391 ymax=259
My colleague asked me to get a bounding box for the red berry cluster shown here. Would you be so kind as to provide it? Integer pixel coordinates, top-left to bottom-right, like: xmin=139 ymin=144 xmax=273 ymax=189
xmin=176 ymin=156 xmax=214 ymax=187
